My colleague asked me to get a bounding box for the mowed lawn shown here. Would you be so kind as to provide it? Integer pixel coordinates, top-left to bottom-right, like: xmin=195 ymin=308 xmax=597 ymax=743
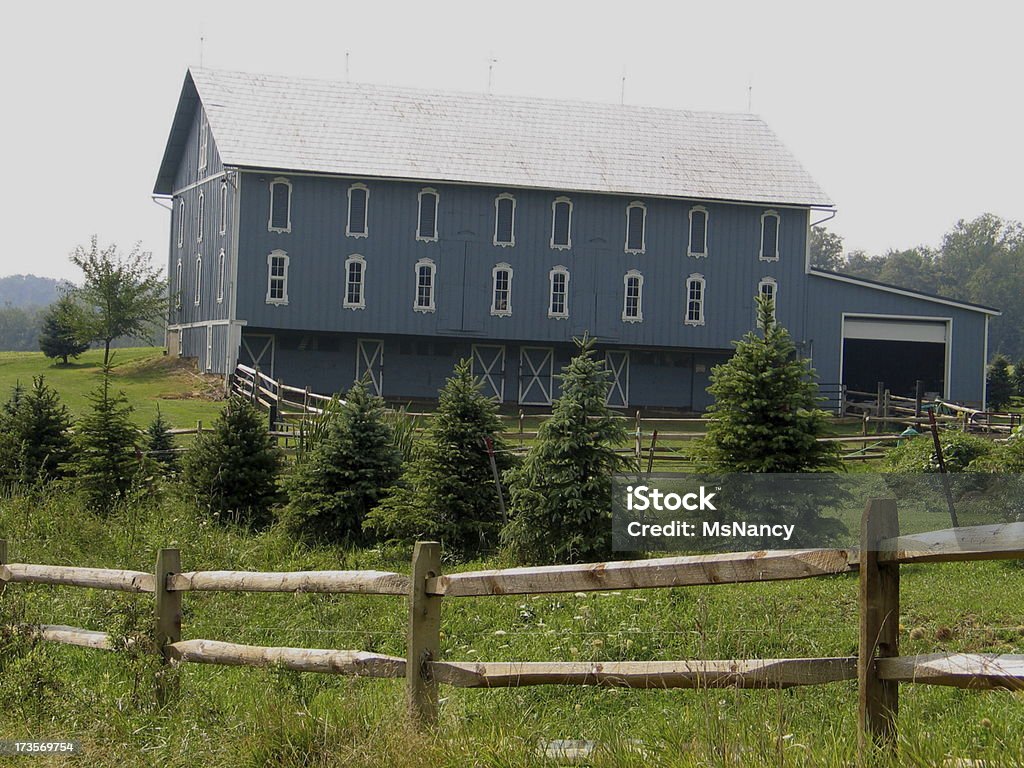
xmin=0 ymin=347 xmax=224 ymax=428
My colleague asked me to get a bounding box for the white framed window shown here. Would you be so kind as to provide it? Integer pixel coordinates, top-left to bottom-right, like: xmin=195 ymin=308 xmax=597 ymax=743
xmin=194 ymin=255 xmax=202 ymax=305
xmin=266 ymin=249 xmax=289 ymax=305
xmin=205 ymin=324 xmax=213 ymax=371
xmin=196 ymin=191 xmax=205 ymax=243
xmin=550 ymin=196 xmax=572 ymax=250
xmin=494 ymin=193 xmax=516 ymax=247
xmin=548 ymin=266 xmax=569 ymax=319
xmin=414 ymin=258 xmax=436 ymax=313
xmin=347 ymin=183 xmax=369 ymax=238
xmin=417 ymin=187 xmax=439 ymax=241
xmin=174 ymin=258 xmax=183 ymax=309
xmin=760 ymin=210 xmax=780 ymax=261
xmin=344 ymin=254 xmax=366 ymax=310
xmin=685 ymin=273 xmax=706 ymax=326
xmin=622 ymin=269 xmax=644 ymax=323
xmin=688 ymin=206 xmax=708 ymax=257
xmin=625 ymin=201 xmax=646 ymax=254
xmin=491 ymin=263 xmax=513 ymax=316
xmin=216 ymin=249 xmax=226 ymax=304
xmin=268 ymin=178 xmax=292 ymax=233
xmin=198 ymin=113 xmax=208 ymax=174
xmin=219 ymin=182 xmax=228 ymax=235
xmin=757 ymin=277 xmax=778 ymax=327
xmin=176 ymin=198 xmax=184 ymax=248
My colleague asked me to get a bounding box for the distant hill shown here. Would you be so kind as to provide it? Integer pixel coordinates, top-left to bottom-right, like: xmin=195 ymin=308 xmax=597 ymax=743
xmin=0 ymin=274 xmax=72 ymax=309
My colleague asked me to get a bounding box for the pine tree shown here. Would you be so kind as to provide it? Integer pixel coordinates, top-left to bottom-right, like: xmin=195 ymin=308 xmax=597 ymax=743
xmin=1012 ymin=358 xmax=1024 ymax=401
xmin=38 ymin=295 xmax=89 ymax=365
xmin=986 ymin=354 xmax=1013 ymax=411
xmin=182 ymin=397 xmax=281 ymax=527
xmin=500 ymin=336 xmax=629 ymax=565
xmin=366 ymin=359 xmax=512 ymax=557
xmin=0 ymin=377 xmax=75 ymax=485
xmin=72 ymin=368 xmax=140 ymax=511
xmin=282 ymin=380 xmax=402 ymax=544
xmin=144 ymin=406 xmax=178 ymax=475
xmin=697 ymin=295 xmax=842 ymax=473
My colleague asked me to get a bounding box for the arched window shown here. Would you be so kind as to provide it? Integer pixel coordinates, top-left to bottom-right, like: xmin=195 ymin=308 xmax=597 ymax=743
xmin=760 ymin=210 xmax=780 ymax=261
xmin=196 ymin=191 xmax=205 ymax=243
xmin=268 ymin=178 xmax=292 ymax=233
xmin=347 ymin=183 xmax=369 ymax=238
xmin=219 ymin=182 xmax=228 ymax=235
xmin=414 ymin=258 xmax=436 ymax=313
xmin=685 ymin=273 xmax=705 ymax=326
xmin=198 ymin=113 xmax=209 ymax=174
xmin=622 ymin=269 xmax=644 ymax=323
xmin=491 ymin=263 xmax=513 ymax=316
xmin=757 ymin=277 xmax=778 ymax=326
xmin=625 ymin=201 xmax=646 ymax=253
xmin=174 ymin=258 xmax=183 ymax=309
xmin=548 ymin=266 xmax=570 ymax=319
xmin=216 ymin=249 xmax=226 ymax=303
xmin=266 ymin=250 xmax=289 ymax=305
xmin=494 ymin=193 xmax=516 ymax=247
xmin=194 ymin=255 xmax=202 ymax=305
xmin=550 ymin=196 xmax=572 ymax=250
xmin=688 ymin=206 xmax=708 ymax=257
xmin=177 ymin=199 xmax=185 ymax=248
xmin=417 ymin=188 xmax=439 ymax=241
xmin=344 ymin=254 xmax=366 ymax=309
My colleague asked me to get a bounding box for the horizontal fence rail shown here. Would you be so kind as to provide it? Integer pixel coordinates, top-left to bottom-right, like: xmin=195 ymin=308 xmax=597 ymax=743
xmin=168 ymin=569 xmax=409 ymax=595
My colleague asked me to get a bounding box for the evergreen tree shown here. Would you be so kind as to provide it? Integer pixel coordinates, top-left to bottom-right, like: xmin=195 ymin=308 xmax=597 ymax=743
xmin=38 ymin=295 xmax=89 ymax=364
xmin=0 ymin=377 xmax=75 ymax=485
xmin=500 ymin=336 xmax=629 ymax=565
xmin=144 ymin=406 xmax=179 ymax=475
xmin=282 ymin=380 xmax=402 ymax=544
xmin=696 ymin=296 xmax=842 ymax=473
xmin=1012 ymin=358 xmax=1024 ymax=401
xmin=986 ymin=354 xmax=1013 ymax=411
xmin=182 ymin=397 xmax=281 ymax=527
xmin=366 ymin=359 xmax=512 ymax=557
xmin=72 ymin=368 xmax=140 ymax=510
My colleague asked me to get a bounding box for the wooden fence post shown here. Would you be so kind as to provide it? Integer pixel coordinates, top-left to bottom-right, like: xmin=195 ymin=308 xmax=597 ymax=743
xmin=858 ymin=498 xmax=900 ymax=756
xmin=407 ymin=541 xmax=441 ymax=726
xmin=154 ymin=548 xmax=182 ymax=704
xmin=0 ymin=539 xmax=7 ymax=598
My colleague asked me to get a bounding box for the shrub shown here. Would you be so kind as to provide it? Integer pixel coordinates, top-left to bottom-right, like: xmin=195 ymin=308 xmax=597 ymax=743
xmin=884 ymin=428 xmax=995 ymax=473
xmin=281 ymin=380 xmax=401 ymax=544
xmin=986 ymin=354 xmax=1013 ymax=411
xmin=500 ymin=336 xmax=629 ymax=565
xmin=182 ymin=397 xmax=281 ymax=527
xmin=0 ymin=377 xmax=75 ymax=486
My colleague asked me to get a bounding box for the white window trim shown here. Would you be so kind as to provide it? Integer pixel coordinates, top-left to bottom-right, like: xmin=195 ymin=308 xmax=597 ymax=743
xmin=194 ymin=255 xmax=202 ymax=306
xmin=490 ymin=262 xmax=513 ymax=317
xmin=416 ymin=187 xmax=439 ymax=242
xmin=685 ymin=273 xmax=706 ymax=326
xmin=413 ymin=257 xmax=436 ymax=313
xmin=493 ymin=193 xmax=516 ymax=247
xmin=688 ymin=205 xmax=709 ymax=258
xmin=268 ymin=177 xmax=292 ymax=234
xmin=760 ymin=209 xmax=781 ymax=262
xmin=550 ymin=196 xmax=573 ymax=250
xmin=548 ymin=266 xmax=570 ymax=319
xmin=266 ymin=249 xmax=289 ymax=306
xmin=344 ymin=254 xmax=367 ymax=310
xmin=625 ymin=201 xmax=647 ymax=254
xmin=196 ymin=191 xmax=205 ymax=243
xmin=219 ymin=182 xmax=228 ymax=235
xmin=346 ymin=182 xmax=370 ymax=239
xmin=622 ymin=269 xmax=644 ymax=323
xmin=757 ymin=276 xmax=778 ymax=327
xmin=174 ymin=258 xmax=183 ymax=309
xmin=198 ymin=114 xmax=208 ymax=174
xmin=176 ymin=199 xmax=184 ymax=248
xmin=216 ymin=249 xmax=226 ymax=304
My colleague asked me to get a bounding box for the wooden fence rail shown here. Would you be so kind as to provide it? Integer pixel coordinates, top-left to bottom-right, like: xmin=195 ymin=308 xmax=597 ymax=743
xmin=2 ymin=499 xmax=1023 ymax=760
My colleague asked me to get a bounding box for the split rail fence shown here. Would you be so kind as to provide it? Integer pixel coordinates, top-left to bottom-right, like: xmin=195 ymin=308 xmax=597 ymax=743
xmin=1 ymin=500 xmax=1023 ymax=758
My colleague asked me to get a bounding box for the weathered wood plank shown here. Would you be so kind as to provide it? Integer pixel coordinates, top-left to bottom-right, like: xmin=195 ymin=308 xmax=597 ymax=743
xmin=29 ymin=624 xmax=113 ymax=650
xmin=428 ymin=549 xmax=854 ymax=597
xmin=168 ymin=569 xmax=409 ymax=595
xmin=154 ymin=549 xmax=182 ymax=703
xmin=165 ymin=639 xmax=406 ymax=677
xmin=3 ymin=563 xmax=155 ymax=593
xmin=878 ymin=522 xmax=1024 ymax=564
xmin=407 ymin=542 xmax=442 ymax=725
xmin=431 ymin=657 xmax=857 ymax=689
xmin=877 ymin=654 xmax=1024 ymax=690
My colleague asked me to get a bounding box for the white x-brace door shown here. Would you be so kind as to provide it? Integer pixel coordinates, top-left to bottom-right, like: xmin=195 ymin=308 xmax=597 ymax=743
xmin=518 ymin=347 xmax=553 ymax=406
xmin=472 ymin=345 xmax=506 ymax=401
xmin=356 ymin=339 xmax=384 ymax=396
xmin=604 ymin=350 xmax=630 ymax=408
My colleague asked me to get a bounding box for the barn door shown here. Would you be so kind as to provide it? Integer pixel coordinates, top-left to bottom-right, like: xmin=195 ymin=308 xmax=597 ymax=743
xmin=472 ymin=344 xmax=505 ymax=401
xmin=518 ymin=347 xmax=553 ymax=406
xmin=356 ymin=339 xmax=384 ymax=396
xmin=605 ymin=350 xmax=629 ymax=408
xmin=240 ymin=334 xmax=275 ymax=377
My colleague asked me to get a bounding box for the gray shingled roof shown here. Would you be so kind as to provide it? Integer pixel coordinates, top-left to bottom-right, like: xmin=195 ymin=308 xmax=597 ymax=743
xmin=161 ymin=68 xmax=833 ymax=207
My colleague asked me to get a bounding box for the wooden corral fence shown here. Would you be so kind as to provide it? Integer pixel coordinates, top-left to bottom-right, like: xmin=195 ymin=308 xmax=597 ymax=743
xmin=1 ymin=500 xmax=1022 ymax=758
xmin=843 ymin=382 xmax=1021 ymax=436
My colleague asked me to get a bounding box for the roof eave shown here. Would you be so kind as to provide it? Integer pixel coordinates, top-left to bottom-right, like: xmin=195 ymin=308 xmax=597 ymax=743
xmin=152 ymin=71 xmax=200 ymax=196
xmin=809 ymin=269 xmax=1001 ymax=316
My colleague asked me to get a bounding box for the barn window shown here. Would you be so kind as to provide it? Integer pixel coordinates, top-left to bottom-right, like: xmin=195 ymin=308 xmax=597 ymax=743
xmin=414 ymin=258 xmax=436 ymax=312
xmin=625 ymin=201 xmax=646 ymax=254
xmin=344 ymin=254 xmax=366 ymax=309
xmin=194 ymin=255 xmax=202 ymax=305
xmin=491 ymin=263 xmax=513 ymax=316
xmin=219 ymin=182 xmax=228 ymax=235
xmin=685 ymin=273 xmax=705 ymax=326
xmin=177 ymin=199 xmax=185 ymax=248
xmin=548 ymin=266 xmax=570 ymax=319
xmin=174 ymin=258 xmax=183 ymax=309
xmin=551 ymin=197 xmax=572 ymax=250
xmin=196 ymin=191 xmax=205 ymax=243
xmin=494 ymin=193 xmax=516 ymax=247
xmin=217 ymin=249 xmax=226 ymax=304
xmin=198 ymin=113 xmax=208 ymax=174
xmin=622 ymin=269 xmax=644 ymax=323
xmin=417 ymin=188 xmax=439 ymax=241
xmin=347 ymin=183 xmax=369 ymax=238
xmin=757 ymin=277 xmax=777 ymax=326
xmin=760 ymin=210 xmax=780 ymax=261
xmin=268 ymin=178 xmax=292 ymax=233
xmin=266 ymin=250 xmax=289 ymax=305
xmin=688 ymin=206 xmax=708 ymax=257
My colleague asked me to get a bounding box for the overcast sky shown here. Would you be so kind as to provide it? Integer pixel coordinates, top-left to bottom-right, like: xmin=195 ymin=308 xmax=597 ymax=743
xmin=2 ymin=0 xmax=1020 ymax=282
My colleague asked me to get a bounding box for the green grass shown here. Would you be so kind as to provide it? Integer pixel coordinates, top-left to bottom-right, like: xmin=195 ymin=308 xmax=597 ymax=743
xmin=1 ymin=489 xmax=1022 ymax=767
xmin=0 ymin=348 xmax=224 ymax=428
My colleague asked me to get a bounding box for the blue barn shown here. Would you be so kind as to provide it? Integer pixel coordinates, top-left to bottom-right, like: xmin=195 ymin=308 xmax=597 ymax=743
xmin=154 ymin=69 xmax=997 ymax=411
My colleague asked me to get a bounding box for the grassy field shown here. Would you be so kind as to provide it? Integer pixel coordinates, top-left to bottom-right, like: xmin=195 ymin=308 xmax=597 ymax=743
xmin=0 ymin=489 xmax=1022 ymax=767
xmin=0 ymin=348 xmax=224 ymax=428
